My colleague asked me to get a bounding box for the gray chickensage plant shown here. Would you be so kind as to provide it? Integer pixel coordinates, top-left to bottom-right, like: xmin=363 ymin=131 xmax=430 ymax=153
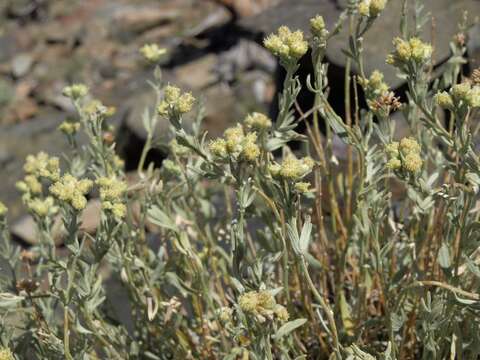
xmin=1 ymin=0 xmax=480 ymax=358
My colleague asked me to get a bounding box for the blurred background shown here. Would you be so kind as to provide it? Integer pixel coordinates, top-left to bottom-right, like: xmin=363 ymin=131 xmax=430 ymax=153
xmin=0 ymin=0 xmax=479 ymax=246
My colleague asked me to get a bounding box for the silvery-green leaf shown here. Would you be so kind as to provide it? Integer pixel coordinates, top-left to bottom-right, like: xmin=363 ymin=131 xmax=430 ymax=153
xmin=0 ymin=293 xmax=24 ymax=307
xmin=299 ymin=216 xmax=312 ymax=253
xmin=438 ymin=243 xmax=451 ymax=269
xmin=147 ymin=206 xmax=178 ymax=232
xmin=273 ymin=318 xmax=307 ymax=339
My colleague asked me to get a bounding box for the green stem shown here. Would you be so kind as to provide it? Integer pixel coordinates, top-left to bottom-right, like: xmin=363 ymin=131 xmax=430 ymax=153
xmin=300 ymin=257 xmax=341 ymax=358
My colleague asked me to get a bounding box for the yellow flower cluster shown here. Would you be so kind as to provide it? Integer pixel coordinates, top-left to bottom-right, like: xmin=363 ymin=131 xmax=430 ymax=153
xmin=264 ymin=26 xmax=308 ymax=63
xmin=218 ymin=306 xmax=233 ymax=323
xmin=157 ymin=85 xmax=195 ymax=116
xmin=386 ymin=137 xmax=422 ymax=173
xmin=434 ymin=91 xmax=454 ymax=110
xmin=83 ymin=100 xmax=110 ymax=118
xmin=0 ymin=347 xmax=14 ymax=360
xmin=244 ymin=112 xmax=272 ymax=130
xmin=0 ymin=201 xmax=7 ymax=217
xmin=358 ymin=0 xmax=386 ymax=17
xmin=238 ymin=290 xmax=289 ymax=323
xmin=50 ymin=174 xmax=93 ymax=211
xmin=435 ymin=82 xmax=480 ymax=109
xmin=294 ymin=181 xmax=311 ymax=193
xmin=24 ymin=152 xmax=60 ymax=181
xmin=96 ymin=176 xmax=128 ymax=219
xmin=310 ymin=15 xmax=329 ymax=39
xmin=140 ymin=43 xmax=167 ymax=63
xmin=359 ymin=70 xmax=389 ymax=98
xmin=58 ymin=121 xmax=81 ymax=135
xmin=63 ymin=84 xmax=88 ymax=100
xmin=387 ymin=37 xmax=432 ymax=67
xmin=28 ymin=197 xmax=56 ymax=217
xmin=269 ymin=156 xmax=314 ymax=180
xmin=16 ymin=153 xmax=62 ymax=217
xmin=208 ymin=124 xmax=260 ymax=162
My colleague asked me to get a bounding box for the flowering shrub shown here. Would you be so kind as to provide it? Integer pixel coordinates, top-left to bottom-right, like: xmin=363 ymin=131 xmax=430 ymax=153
xmin=0 ymin=1 xmax=480 ymax=359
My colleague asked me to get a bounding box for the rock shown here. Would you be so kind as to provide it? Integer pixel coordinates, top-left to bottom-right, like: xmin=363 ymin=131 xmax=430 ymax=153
xmin=11 ymin=53 xmax=34 ymax=78
xmin=240 ymin=0 xmax=480 ymax=89
xmin=214 ymin=0 xmax=280 ymax=17
xmin=468 ymin=24 xmax=480 ymax=70
xmin=3 ymin=97 xmax=38 ymax=123
xmin=0 ymin=79 xmax=14 ymax=110
xmin=112 ymin=5 xmax=179 ymax=38
xmin=0 ymin=34 xmax=17 ymax=62
xmin=173 ymin=54 xmax=218 ymax=89
xmin=216 ymin=39 xmax=276 ymax=82
xmin=11 ymin=215 xmax=64 ymax=246
xmin=202 ymin=82 xmax=237 ymax=138
xmin=10 ymin=199 xmax=102 ymax=246
xmin=79 ymin=200 xmax=101 ymax=235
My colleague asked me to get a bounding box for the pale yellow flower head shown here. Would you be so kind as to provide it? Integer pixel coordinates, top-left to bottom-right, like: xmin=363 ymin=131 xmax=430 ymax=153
xmin=96 ymin=176 xmax=128 ymax=219
xmin=471 ymin=86 xmax=480 ymax=108
xmin=224 ymin=124 xmax=245 ymax=154
xmin=358 ymin=1 xmax=370 ymax=16
xmin=0 ymin=201 xmax=7 ymax=217
xmin=238 ymin=291 xmax=259 ymax=313
xmin=63 ymin=84 xmax=88 ymax=99
xmin=244 ymin=112 xmax=272 ymax=130
xmin=435 ymin=91 xmax=454 ymax=110
xmin=218 ymin=306 xmax=233 ymax=323
xmin=238 ymin=290 xmax=288 ymax=322
xmin=358 ymin=0 xmax=386 ymax=17
xmin=274 ymin=304 xmax=289 ymax=322
xmin=102 ymin=201 xmax=127 ymax=219
xmin=50 ymin=174 xmax=93 ymax=211
xmin=24 ymin=152 xmax=60 ymax=181
xmin=370 ymin=0 xmax=386 ymax=16
xmin=385 ymin=141 xmax=399 ymax=157
xmin=451 ymin=82 xmax=480 ymax=107
xmin=386 ymin=158 xmax=401 ymax=170
xmin=160 ymin=85 xmax=196 ymax=115
xmin=176 ymin=92 xmax=195 ymax=114
xmin=164 ymin=85 xmax=181 ymax=104
xmin=409 ymin=37 xmax=432 ymax=63
xmin=279 ymin=156 xmax=314 ymax=180
xmin=264 ymin=26 xmax=308 ymax=63
xmin=96 ymin=176 xmax=127 ymax=202
xmin=209 ymin=138 xmax=228 ymax=158
xmin=386 ymin=137 xmax=422 ymax=174
xmin=140 ymin=43 xmax=167 ymax=63
xmin=24 ymin=175 xmax=42 ymax=194
xmin=393 ymin=38 xmax=412 ymax=62
xmin=0 ymin=347 xmax=14 ymax=360
xmin=58 ymin=121 xmax=81 ymax=136
xmin=294 ymin=181 xmax=311 ymax=193
xmin=268 ymin=163 xmax=282 ymax=176
xmin=399 ymin=137 xmax=421 ymax=156
xmin=403 ymin=152 xmax=423 ymax=173
xmin=310 ymin=15 xmax=327 ymax=37
xmin=28 ymin=197 xmax=55 ymax=217
xmin=388 ymin=37 xmax=432 ymax=67
xmin=242 ymin=132 xmax=260 ymax=162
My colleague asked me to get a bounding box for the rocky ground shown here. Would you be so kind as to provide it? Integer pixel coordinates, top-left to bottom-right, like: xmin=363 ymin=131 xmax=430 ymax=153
xmin=0 ymin=0 xmax=279 ymax=235
xmin=0 ymin=0 xmax=479 ymax=246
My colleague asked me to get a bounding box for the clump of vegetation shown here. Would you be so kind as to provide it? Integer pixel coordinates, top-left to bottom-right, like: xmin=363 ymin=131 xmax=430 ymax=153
xmin=0 ymin=0 xmax=480 ymax=358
